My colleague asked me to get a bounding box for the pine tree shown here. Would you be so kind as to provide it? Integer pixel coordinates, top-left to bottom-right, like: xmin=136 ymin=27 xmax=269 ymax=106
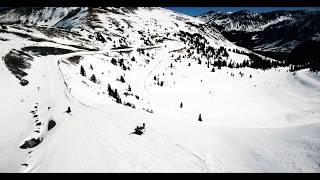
xmin=108 ymin=84 xmax=113 ymax=97
xmin=114 ymin=89 xmax=122 ymax=104
xmin=80 ymin=65 xmax=86 ymax=77
xmin=119 ymin=75 xmax=125 ymax=83
xmin=198 ymin=113 xmax=202 ymax=122
xmin=211 ymin=67 xmax=215 ymax=72
xmin=66 ymin=107 xmax=71 ymax=113
xmin=111 ymin=58 xmax=117 ymax=66
xmin=222 ymin=60 xmax=227 ymax=67
xmin=180 ymin=102 xmax=183 ymax=108
xmin=107 ymin=84 xmax=122 ymax=104
xmin=90 ymin=74 xmax=97 ymax=83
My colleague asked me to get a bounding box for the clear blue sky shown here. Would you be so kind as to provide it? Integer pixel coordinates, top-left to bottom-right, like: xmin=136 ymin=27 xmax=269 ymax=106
xmin=165 ymin=7 xmax=320 ymax=16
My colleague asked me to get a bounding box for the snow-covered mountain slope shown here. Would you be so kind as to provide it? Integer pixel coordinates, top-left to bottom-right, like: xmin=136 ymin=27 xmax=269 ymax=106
xmin=0 ymin=7 xmax=320 ymax=172
xmin=198 ymin=10 xmax=306 ymax=32
xmin=0 ymin=7 xmax=89 ymax=30
xmin=199 ymin=9 xmax=320 ymax=68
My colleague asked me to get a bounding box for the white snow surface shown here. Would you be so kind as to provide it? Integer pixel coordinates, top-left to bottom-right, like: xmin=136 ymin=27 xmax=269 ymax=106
xmin=0 ymin=7 xmax=320 ymax=173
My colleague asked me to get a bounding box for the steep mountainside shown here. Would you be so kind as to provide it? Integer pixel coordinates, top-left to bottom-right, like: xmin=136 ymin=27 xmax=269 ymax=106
xmin=198 ymin=10 xmax=302 ymax=32
xmin=198 ymin=9 xmax=320 ymax=70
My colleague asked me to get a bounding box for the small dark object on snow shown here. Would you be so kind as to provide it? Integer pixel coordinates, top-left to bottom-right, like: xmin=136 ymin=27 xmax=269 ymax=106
xmin=33 ymin=115 xmax=38 ymax=118
xmin=180 ymin=102 xmax=183 ymax=108
xmin=20 ymin=138 xmax=43 ymax=149
xmin=65 ymin=107 xmax=71 ymax=113
xmin=48 ymin=107 xmax=51 ymax=111
xmin=35 ymin=122 xmax=41 ymax=126
xmin=48 ymin=119 xmax=56 ymax=131
xmin=132 ymin=123 xmax=146 ymax=135
xmin=34 ymin=130 xmax=40 ymax=133
xmin=20 ymin=79 xmax=29 ymax=86
xmin=21 ymin=163 xmax=28 ymax=167
xmin=198 ymin=114 xmax=202 ymax=122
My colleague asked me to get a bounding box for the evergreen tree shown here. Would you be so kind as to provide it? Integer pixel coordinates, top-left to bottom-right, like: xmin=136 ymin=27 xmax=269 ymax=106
xmin=114 ymin=89 xmax=121 ymax=103
xmin=90 ymin=74 xmax=97 ymax=83
xmin=222 ymin=60 xmax=227 ymax=67
xmin=65 ymin=107 xmax=71 ymax=114
xmin=198 ymin=113 xmax=202 ymax=122
xmin=80 ymin=65 xmax=86 ymax=77
xmin=111 ymin=58 xmax=117 ymax=66
xmin=107 ymin=84 xmax=122 ymax=104
xmin=180 ymin=102 xmax=183 ymax=108
xmin=108 ymin=84 xmax=113 ymax=97
xmin=119 ymin=75 xmax=125 ymax=83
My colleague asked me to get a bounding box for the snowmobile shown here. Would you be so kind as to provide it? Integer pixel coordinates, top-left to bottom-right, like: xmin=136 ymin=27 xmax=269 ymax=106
xmin=132 ymin=123 xmax=145 ymax=135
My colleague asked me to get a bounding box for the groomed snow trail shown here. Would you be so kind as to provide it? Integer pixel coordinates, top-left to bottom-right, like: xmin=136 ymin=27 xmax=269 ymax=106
xmin=1 ymin=42 xmax=320 ymax=172
xmin=13 ymin=48 xmax=210 ymax=172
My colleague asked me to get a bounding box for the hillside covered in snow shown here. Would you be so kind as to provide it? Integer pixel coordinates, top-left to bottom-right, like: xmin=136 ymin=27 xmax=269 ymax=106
xmin=0 ymin=7 xmax=320 ymax=172
xmin=198 ymin=9 xmax=320 ymax=72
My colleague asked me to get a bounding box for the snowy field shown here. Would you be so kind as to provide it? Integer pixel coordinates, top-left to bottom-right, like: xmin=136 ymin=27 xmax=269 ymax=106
xmin=0 ymin=7 xmax=320 ymax=172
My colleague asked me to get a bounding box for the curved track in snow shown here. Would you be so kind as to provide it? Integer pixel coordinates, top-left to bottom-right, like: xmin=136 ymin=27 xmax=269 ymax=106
xmin=1 ymin=41 xmax=320 ymax=172
xmin=17 ymin=47 xmax=212 ymax=172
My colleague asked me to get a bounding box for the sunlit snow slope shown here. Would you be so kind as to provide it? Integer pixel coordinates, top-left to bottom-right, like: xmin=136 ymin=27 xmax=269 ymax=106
xmin=0 ymin=7 xmax=320 ymax=172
